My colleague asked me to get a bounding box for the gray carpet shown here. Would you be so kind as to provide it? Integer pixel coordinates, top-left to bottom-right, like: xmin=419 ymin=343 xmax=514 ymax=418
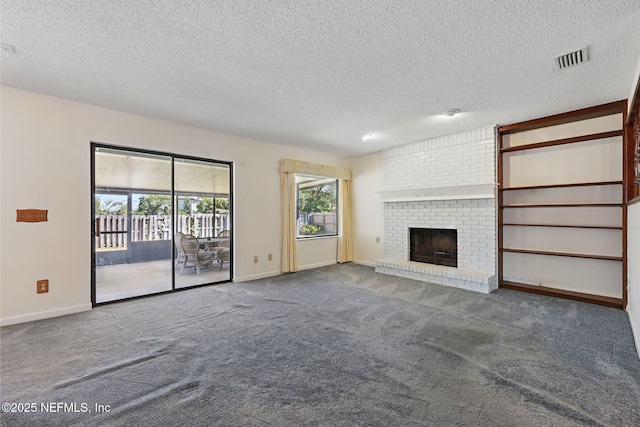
xmin=1 ymin=264 xmax=639 ymax=426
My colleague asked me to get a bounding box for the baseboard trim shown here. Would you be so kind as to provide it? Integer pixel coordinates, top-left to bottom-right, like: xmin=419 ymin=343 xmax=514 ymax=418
xmin=353 ymin=260 xmax=375 ymax=267
xmin=233 ymin=261 xmax=341 ymax=282
xmin=296 ymin=260 xmax=337 ymax=271
xmin=234 ymin=270 xmax=282 ymax=283
xmin=0 ymin=303 xmax=92 ymax=327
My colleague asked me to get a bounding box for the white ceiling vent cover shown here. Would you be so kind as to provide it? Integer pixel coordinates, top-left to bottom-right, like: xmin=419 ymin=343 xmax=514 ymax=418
xmin=555 ymin=46 xmax=589 ymax=70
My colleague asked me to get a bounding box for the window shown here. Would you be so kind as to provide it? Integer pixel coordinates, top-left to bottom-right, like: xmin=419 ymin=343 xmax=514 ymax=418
xmin=296 ymin=175 xmax=338 ymax=238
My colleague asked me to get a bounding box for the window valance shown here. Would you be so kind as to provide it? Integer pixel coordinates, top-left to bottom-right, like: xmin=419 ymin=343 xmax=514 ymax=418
xmin=279 ymin=159 xmax=351 ymax=181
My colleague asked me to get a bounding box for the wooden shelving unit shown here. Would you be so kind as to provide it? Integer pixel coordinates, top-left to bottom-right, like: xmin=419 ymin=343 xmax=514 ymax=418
xmin=498 ymin=101 xmax=628 ymax=308
xmin=501 ymin=181 xmax=622 ymax=191
xmin=501 ymin=248 xmax=623 ymax=262
xmin=499 ymin=281 xmax=623 ymax=309
xmin=500 ymin=130 xmax=623 ymax=153
xmin=503 ymin=223 xmax=622 ymax=230
xmin=502 ymin=202 xmax=622 ymax=208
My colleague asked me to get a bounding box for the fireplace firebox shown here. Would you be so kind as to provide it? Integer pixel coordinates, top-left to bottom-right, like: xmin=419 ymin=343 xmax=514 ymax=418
xmin=409 ymin=228 xmax=457 ymax=267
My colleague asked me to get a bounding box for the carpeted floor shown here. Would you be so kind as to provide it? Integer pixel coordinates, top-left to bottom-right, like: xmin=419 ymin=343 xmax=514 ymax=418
xmin=1 ymin=264 xmax=639 ymax=426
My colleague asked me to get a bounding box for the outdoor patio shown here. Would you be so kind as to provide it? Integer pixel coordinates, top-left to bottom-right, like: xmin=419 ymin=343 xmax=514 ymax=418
xmin=96 ymin=259 xmax=231 ymax=303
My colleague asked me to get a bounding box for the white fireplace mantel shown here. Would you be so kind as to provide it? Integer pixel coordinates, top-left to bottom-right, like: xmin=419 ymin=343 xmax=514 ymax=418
xmin=378 ymin=183 xmax=497 ymax=203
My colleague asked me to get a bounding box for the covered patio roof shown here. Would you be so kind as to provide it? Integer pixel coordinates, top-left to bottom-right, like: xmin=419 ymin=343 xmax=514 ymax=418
xmin=95 ymin=147 xmax=230 ymax=195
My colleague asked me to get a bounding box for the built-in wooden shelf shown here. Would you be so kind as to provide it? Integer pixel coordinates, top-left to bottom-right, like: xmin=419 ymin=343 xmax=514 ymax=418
xmin=502 ymin=223 xmax=622 ymax=230
xmin=500 ymin=130 xmax=623 ymax=153
xmin=501 ymin=181 xmax=622 ymax=191
xmin=501 ymin=248 xmax=622 ymax=262
xmin=502 ymin=202 xmax=622 ymax=208
xmin=499 ymin=281 xmax=623 ymax=309
xmin=498 ymin=100 xmax=626 ymax=134
xmin=498 ymin=100 xmax=627 ymax=308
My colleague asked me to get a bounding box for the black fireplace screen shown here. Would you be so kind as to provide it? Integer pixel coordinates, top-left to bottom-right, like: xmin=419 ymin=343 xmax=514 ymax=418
xmin=409 ymin=228 xmax=457 ymax=267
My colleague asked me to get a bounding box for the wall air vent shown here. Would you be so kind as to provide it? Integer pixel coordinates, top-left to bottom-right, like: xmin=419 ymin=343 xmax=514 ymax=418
xmin=555 ymin=46 xmax=589 ymax=70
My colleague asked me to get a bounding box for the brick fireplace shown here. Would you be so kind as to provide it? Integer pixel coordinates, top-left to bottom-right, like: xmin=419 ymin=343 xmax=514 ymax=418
xmin=375 ymin=126 xmax=498 ymax=294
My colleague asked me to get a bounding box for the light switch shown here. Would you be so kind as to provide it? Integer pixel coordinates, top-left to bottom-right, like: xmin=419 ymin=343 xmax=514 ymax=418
xmin=17 ymin=209 xmax=48 ymax=223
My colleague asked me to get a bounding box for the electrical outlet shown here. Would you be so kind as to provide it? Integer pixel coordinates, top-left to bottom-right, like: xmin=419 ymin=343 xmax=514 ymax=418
xmin=268 ymin=253 xmax=272 ymax=261
xmin=37 ymin=279 xmax=49 ymax=294
xmin=254 ymin=256 xmax=258 ymax=263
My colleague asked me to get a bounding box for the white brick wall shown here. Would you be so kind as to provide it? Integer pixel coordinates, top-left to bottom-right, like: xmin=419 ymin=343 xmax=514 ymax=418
xmin=377 ymin=126 xmax=498 ymax=292
xmin=384 ymin=126 xmax=496 ymax=191
xmin=383 ymin=199 xmax=496 ymax=273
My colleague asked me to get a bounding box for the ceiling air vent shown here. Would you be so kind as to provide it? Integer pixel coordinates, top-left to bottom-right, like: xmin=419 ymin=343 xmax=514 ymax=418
xmin=555 ymin=46 xmax=589 ymax=70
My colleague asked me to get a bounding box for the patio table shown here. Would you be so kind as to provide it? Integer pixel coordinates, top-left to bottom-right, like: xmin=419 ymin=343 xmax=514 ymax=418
xmin=197 ymin=237 xmax=229 ymax=252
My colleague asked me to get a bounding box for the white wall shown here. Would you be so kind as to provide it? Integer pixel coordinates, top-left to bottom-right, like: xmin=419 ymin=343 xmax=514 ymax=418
xmin=627 ymin=50 xmax=640 ymax=357
xmin=297 ymin=237 xmax=338 ymax=270
xmin=0 ymin=86 xmax=348 ymax=325
xmin=629 ymin=203 xmax=640 ymax=357
xmin=629 ymin=51 xmax=640 ymax=116
xmin=350 ymin=152 xmax=384 ymax=266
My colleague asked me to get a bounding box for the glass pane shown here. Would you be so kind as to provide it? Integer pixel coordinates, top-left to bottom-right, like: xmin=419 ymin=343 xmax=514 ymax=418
xmin=296 ymin=175 xmax=338 ymax=237
xmin=95 ymin=192 xmax=127 ymax=256
xmin=174 ymin=159 xmax=231 ymax=288
xmin=94 ymin=148 xmax=173 ymax=303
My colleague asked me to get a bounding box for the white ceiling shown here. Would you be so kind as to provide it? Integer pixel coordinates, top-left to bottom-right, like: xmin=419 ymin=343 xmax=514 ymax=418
xmin=2 ymin=1 xmax=640 ymax=157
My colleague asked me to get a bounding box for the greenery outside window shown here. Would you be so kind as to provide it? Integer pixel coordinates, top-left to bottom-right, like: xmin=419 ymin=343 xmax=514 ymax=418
xmin=296 ymin=175 xmax=338 ymax=238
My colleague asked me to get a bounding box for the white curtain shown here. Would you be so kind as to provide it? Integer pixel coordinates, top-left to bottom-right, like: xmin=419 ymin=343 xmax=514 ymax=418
xmin=280 ymin=171 xmax=297 ymax=272
xmin=337 ymin=179 xmax=353 ymax=263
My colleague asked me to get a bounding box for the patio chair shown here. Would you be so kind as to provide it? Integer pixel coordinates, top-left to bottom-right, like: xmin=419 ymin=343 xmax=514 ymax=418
xmin=214 ymin=229 xmax=230 ymax=269
xmin=216 ymin=247 xmax=230 ymax=269
xmin=218 ymin=229 xmax=230 ymax=239
xmin=174 ymin=232 xmax=186 ymax=267
xmin=179 ymin=234 xmax=214 ymax=275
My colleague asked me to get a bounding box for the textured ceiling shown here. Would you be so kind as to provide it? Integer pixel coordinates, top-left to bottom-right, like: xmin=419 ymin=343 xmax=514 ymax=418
xmin=2 ymin=1 xmax=640 ymax=157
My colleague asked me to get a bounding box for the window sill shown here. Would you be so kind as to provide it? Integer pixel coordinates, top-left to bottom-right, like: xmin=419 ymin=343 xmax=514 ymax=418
xmin=296 ymin=235 xmax=338 ymax=241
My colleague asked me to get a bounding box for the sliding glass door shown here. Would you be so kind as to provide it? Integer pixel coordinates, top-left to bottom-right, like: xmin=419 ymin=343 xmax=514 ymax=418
xmin=174 ymin=158 xmax=231 ymax=288
xmin=92 ymin=145 xmax=232 ymax=305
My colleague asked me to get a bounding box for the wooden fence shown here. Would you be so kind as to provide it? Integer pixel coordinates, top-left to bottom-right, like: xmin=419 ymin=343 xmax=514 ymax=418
xmin=95 ymin=214 xmax=230 ymax=249
xmin=299 ymin=212 xmax=337 ymax=234
xmin=96 ymin=214 xmax=128 ymax=249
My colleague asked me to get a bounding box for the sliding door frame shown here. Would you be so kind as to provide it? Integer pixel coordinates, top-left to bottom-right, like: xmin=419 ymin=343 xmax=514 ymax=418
xmin=91 ymin=142 xmax=234 ymax=306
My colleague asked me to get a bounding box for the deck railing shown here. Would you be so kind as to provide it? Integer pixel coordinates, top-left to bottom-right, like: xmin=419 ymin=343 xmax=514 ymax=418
xmin=95 ymin=214 xmax=230 ymax=249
